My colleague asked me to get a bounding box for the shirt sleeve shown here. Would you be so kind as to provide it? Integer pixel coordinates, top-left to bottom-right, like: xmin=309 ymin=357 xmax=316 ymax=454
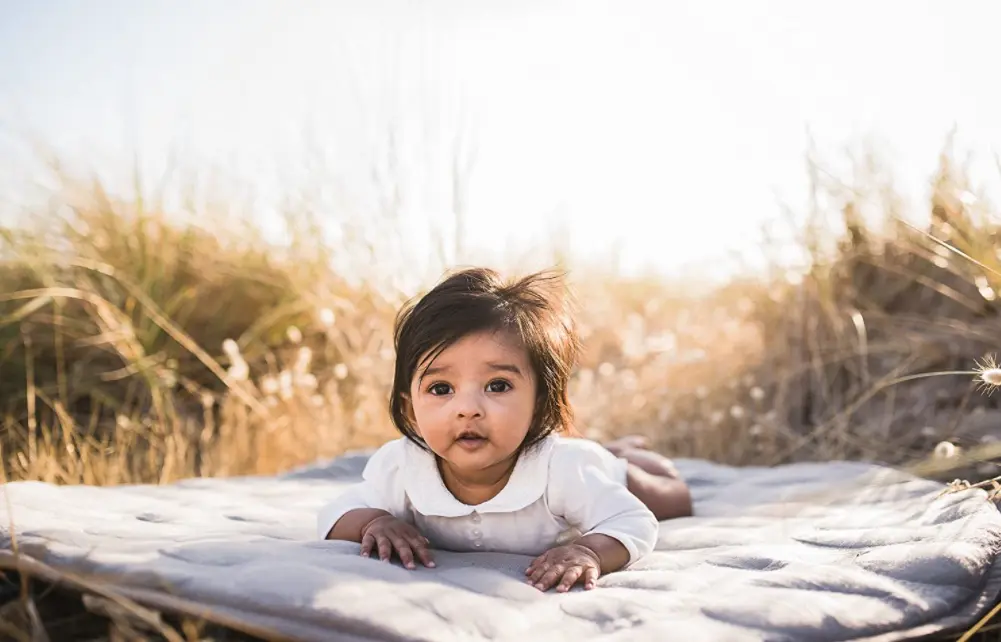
xmin=315 ymin=438 xmax=410 ymax=539
xmin=545 ymin=439 xmax=659 ymax=564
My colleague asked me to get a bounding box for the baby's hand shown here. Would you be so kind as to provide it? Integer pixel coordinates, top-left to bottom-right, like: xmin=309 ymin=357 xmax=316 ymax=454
xmin=360 ymin=514 xmax=435 ymax=569
xmin=525 ymin=543 xmax=601 ymax=592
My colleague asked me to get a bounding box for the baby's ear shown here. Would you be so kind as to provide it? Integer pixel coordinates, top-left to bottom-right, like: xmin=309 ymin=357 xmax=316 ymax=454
xmin=400 ymin=393 xmax=417 ymax=425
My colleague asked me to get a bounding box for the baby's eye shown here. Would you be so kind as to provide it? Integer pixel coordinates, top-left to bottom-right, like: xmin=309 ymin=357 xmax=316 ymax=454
xmin=428 ymin=382 xmax=453 ymax=396
xmin=486 ymin=379 xmax=512 ymax=393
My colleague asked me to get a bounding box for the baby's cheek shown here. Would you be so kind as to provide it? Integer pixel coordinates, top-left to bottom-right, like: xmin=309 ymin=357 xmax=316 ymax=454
xmin=421 ymin=427 xmax=451 ymax=449
xmin=413 ymin=423 xmax=449 ymax=452
xmin=413 ymin=405 xmax=446 ymax=431
xmin=501 ymin=409 xmax=534 ymax=443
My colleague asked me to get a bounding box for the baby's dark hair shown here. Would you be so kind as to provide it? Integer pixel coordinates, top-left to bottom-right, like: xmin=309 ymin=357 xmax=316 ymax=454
xmin=389 ymin=267 xmax=581 ymax=453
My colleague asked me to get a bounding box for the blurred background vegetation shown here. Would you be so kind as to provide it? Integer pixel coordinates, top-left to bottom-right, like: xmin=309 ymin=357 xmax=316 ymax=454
xmin=2 ymin=135 xmax=999 ymax=487
xmin=4 ymin=2 xmax=1001 ymax=491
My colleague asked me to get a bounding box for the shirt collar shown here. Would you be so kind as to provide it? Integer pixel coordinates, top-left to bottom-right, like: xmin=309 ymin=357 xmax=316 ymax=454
xmin=401 ymin=435 xmax=557 ymax=517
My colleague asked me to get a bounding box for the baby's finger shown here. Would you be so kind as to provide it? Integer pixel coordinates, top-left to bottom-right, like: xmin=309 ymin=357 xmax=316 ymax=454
xmin=360 ymin=532 xmax=376 ymax=558
xmin=525 ymin=553 xmax=548 ymax=575
xmin=527 ymin=562 xmax=550 ymax=585
xmin=583 ymin=565 xmax=600 ymax=590
xmin=535 ymin=565 xmax=566 ymax=591
xmin=528 ymin=552 xmax=552 ymax=576
xmin=556 ymin=566 xmax=583 ymax=593
xmin=390 ymin=535 xmax=416 ymax=569
xmin=408 ymin=535 xmax=436 ymax=568
xmin=377 ymin=535 xmax=393 ymax=562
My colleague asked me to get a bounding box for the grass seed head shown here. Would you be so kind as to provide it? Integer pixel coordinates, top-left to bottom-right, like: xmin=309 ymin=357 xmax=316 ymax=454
xmin=934 ymin=441 xmax=959 ymax=459
xmin=975 ymin=355 xmax=1001 ymax=394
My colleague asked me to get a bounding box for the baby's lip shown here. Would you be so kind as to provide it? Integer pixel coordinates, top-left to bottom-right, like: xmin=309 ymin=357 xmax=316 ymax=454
xmin=455 ymin=431 xmax=489 ymax=450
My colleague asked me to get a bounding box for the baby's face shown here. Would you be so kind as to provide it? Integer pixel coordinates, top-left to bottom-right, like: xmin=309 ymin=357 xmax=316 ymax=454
xmin=408 ymin=329 xmax=536 ymax=475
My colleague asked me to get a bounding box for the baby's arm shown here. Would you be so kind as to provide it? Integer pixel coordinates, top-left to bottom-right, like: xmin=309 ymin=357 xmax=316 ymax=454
xmin=323 ymin=505 xmax=392 ymax=541
xmin=573 ymin=532 xmax=630 ymax=574
xmin=316 ymin=439 xmax=433 ymax=568
xmin=316 ymin=438 xmax=408 ymax=540
xmin=538 ymin=440 xmax=659 ymax=588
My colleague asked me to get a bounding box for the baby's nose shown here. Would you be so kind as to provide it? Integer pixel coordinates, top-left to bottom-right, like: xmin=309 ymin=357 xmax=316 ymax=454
xmin=454 ymin=390 xmax=485 ymax=418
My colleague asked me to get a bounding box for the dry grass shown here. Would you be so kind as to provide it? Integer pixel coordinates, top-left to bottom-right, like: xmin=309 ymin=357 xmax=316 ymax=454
xmin=3 ymin=141 xmax=1001 ymax=640
xmin=1 ymin=143 xmax=1001 ymax=485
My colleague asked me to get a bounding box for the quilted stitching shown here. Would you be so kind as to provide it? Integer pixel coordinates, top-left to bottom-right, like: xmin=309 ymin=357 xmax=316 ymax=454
xmin=1 ymin=456 xmax=1000 ymax=642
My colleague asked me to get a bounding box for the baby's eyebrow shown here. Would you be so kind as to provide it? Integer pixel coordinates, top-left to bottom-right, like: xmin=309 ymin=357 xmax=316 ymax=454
xmin=420 ymin=362 xmax=524 ymax=380
xmin=421 ymin=365 xmax=451 ymax=378
xmin=486 ymin=362 xmax=524 ymax=377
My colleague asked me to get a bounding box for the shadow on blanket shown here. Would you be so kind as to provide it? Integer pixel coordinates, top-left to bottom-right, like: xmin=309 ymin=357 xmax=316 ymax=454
xmin=1 ymin=455 xmax=1001 ymax=642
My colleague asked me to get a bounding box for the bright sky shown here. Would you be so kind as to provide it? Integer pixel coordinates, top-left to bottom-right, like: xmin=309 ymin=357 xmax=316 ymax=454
xmin=2 ymin=0 xmax=1000 ymax=285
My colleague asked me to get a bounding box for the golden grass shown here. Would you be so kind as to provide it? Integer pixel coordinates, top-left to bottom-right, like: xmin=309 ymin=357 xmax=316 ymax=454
xmin=1 ymin=144 xmax=1000 ymax=487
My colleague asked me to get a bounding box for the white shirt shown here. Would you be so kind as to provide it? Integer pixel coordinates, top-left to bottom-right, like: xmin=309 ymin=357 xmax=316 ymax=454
xmin=316 ymin=435 xmax=659 ymax=564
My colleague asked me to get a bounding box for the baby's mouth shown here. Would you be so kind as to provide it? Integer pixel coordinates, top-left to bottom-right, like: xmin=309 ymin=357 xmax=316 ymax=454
xmin=456 ymin=431 xmax=488 ymax=448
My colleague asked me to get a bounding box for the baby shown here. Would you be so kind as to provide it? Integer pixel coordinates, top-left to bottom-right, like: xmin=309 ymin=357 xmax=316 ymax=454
xmin=318 ymin=268 xmax=692 ymax=592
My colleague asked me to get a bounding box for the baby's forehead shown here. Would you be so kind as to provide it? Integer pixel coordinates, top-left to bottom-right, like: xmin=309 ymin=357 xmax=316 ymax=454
xmin=416 ymin=329 xmax=532 ymax=370
xmin=444 ymin=329 xmax=525 ymax=356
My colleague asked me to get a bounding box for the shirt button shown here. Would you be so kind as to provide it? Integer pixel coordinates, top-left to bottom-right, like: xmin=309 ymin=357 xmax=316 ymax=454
xmin=471 ymin=513 xmax=481 ymax=524
xmin=473 ymin=541 xmax=483 ymax=548
xmin=472 ymin=528 xmax=482 ymax=537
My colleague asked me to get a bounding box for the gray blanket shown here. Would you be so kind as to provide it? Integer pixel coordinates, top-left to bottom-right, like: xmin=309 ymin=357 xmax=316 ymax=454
xmin=2 ymin=453 xmax=1000 ymax=641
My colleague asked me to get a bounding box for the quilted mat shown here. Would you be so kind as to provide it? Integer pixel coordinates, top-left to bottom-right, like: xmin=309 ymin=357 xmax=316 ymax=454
xmin=2 ymin=453 xmax=1001 ymax=641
